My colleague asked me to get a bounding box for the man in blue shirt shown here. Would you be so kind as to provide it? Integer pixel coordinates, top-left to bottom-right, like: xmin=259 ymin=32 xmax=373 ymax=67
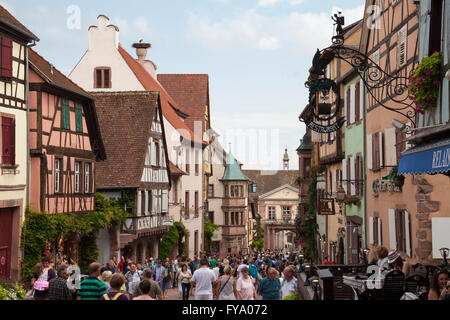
xmin=257 ymin=268 xmax=281 ymax=300
xmin=152 ymin=259 xmax=165 ymax=290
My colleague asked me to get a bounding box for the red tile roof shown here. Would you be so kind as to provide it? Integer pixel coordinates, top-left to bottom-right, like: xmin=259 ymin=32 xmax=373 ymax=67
xmin=29 ymin=48 xmax=91 ymax=99
xmin=157 ymin=74 xmax=209 ymax=133
xmin=117 ymin=45 xmax=204 ymax=145
xmin=169 ymin=161 xmax=186 ymax=176
xmin=0 ymin=5 xmax=38 ymax=41
xmin=92 ymin=91 xmax=167 ymax=188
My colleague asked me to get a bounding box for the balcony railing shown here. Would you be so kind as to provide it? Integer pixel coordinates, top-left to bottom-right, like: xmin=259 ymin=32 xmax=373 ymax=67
xmin=121 ymin=215 xmax=174 ymax=234
xmin=263 ymin=218 xmax=294 ymax=226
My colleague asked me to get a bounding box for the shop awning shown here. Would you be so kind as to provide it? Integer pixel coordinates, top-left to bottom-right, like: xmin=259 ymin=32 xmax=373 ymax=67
xmin=398 ymin=139 xmax=450 ymax=175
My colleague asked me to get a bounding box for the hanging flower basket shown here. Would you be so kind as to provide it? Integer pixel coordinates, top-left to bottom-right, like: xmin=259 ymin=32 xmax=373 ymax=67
xmin=407 ymin=52 xmax=442 ymax=114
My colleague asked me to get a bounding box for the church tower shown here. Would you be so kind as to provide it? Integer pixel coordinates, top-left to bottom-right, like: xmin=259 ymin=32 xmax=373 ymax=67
xmin=283 ymin=148 xmax=289 ymax=170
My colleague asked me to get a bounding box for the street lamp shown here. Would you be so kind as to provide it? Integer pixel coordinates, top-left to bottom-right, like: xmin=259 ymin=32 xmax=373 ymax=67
xmin=298 ymin=253 xmax=305 ymax=273
xmin=440 ymin=248 xmax=449 ymax=266
xmin=304 ymin=263 xmax=312 ymax=286
xmin=336 ymin=186 xmax=346 ymax=214
xmin=361 ymin=248 xmax=370 ymax=265
xmin=312 ymin=278 xmax=320 ymax=300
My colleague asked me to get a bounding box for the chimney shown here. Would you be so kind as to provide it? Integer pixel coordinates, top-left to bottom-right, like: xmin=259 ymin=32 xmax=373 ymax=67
xmin=132 ymin=39 xmax=158 ymax=80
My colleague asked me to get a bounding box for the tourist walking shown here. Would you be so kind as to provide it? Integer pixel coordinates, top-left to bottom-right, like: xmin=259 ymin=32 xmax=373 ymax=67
xmin=133 ymin=280 xmax=155 ymax=300
xmin=31 ymin=257 xmax=56 ymax=300
xmin=236 ymin=266 xmax=256 ymax=300
xmin=191 ymin=259 xmax=217 ymax=300
xmin=124 ymin=263 xmax=141 ymax=296
xmin=133 ymin=268 xmax=163 ymax=300
xmin=257 ymin=268 xmax=281 ymax=300
xmin=180 ymin=263 xmax=192 ymax=300
xmin=280 ymin=266 xmax=297 ymax=299
xmin=153 ymin=259 xmax=166 ymax=292
xmin=162 ymin=261 xmax=173 ymax=299
xmin=48 ymin=264 xmax=74 ymax=300
xmin=101 ymin=270 xmax=113 ymax=292
xmin=100 ymin=273 xmax=128 ymax=300
xmin=77 ymin=262 xmax=107 ymax=300
xmin=217 ymin=265 xmax=237 ymax=300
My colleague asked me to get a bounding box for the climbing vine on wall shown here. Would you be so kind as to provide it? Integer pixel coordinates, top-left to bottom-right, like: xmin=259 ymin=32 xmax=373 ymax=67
xmin=298 ymin=172 xmax=319 ymax=262
xmin=160 ymin=222 xmax=189 ymax=260
xmin=204 ymin=218 xmax=219 ymax=254
xmin=251 ymin=213 xmax=265 ymax=252
xmin=21 ymin=192 xmax=130 ymax=283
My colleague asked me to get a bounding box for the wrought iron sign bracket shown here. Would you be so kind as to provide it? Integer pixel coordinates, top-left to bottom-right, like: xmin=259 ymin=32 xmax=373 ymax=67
xmin=301 ymin=13 xmax=417 ymax=132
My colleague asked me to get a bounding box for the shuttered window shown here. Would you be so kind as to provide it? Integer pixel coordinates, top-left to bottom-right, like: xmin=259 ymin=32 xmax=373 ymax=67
xmin=355 ymin=81 xmax=360 ymax=122
xmin=397 ymin=24 xmax=408 ymax=68
xmin=62 ymin=99 xmax=70 ymax=130
xmin=74 ymin=162 xmax=80 ymax=193
xmin=347 ymin=157 xmax=351 ymax=196
xmin=355 ymin=155 xmax=362 ymax=197
xmin=346 ymin=87 xmax=351 ymax=126
xmin=372 ymin=132 xmax=383 ymax=170
xmin=185 ymin=191 xmax=189 ymax=219
xmin=1 ymin=116 xmax=14 ymax=165
xmin=194 ymin=191 xmax=199 ymax=217
xmin=84 ymin=163 xmax=91 ymax=193
xmin=162 ymin=190 xmax=168 ymax=212
xmin=75 ymin=104 xmax=83 ymax=133
xmin=429 ymin=0 xmax=443 ymax=55
xmin=55 ymin=158 xmax=61 ymax=193
xmin=1 ymin=37 xmax=13 ymax=78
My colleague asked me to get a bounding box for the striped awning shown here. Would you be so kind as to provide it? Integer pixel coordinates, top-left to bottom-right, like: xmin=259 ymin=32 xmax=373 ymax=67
xmin=398 ymin=139 xmax=450 ymax=175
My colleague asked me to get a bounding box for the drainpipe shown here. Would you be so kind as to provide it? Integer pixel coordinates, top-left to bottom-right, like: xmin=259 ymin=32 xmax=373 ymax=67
xmin=26 ymin=40 xmax=36 ymax=207
xmin=362 ymin=75 xmax=368 ymax=251
xmin=23 ymin=40 xmax=36 ymax=270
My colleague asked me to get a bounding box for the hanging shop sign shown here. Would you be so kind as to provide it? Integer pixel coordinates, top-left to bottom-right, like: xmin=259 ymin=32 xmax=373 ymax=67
xmin=304 ymin=116 xmax=346 ymax=133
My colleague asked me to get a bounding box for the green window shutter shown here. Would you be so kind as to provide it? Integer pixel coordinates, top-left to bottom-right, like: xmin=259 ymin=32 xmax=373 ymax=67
xmin=62 ymin=99 xmax=70 ymax=130
xmin=75 ymin=104 xmax=83 ymax=132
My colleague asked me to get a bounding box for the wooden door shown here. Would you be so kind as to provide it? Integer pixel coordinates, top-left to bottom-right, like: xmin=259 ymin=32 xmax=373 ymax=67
xmin=347 ymin=222 xmax=361 ymax=264
xmin=0 ymin=208 xmax=13 ymax=279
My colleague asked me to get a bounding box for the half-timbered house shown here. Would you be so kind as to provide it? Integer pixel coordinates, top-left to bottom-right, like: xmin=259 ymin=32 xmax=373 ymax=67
xmin=28 ymin=49 xmax=106 ymax=216
xmin=0 ymin=5 xmax=38 ymax=281
xmin=92 ymin=91 xmax=172 ymax=264
xmin=68 ymin=15 xmax=207 ymax=258
xmin=361 ymin=0 xmax=449 ymax=265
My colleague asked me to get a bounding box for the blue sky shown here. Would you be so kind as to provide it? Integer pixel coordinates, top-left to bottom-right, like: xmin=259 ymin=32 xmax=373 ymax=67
xmin=3 ymin=0 xmax=365 ymax=170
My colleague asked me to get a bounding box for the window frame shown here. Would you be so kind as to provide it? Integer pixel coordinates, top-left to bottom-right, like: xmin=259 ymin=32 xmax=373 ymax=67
xmin=94 ymin=67 xmax=112 ymax=89
xmin=74 ymin=161 xmax=81 ymax=193
xmin=55 ymin=158 xmax=62 ymax=193
xmin=84 ymin=162 xmax=91 ymax=194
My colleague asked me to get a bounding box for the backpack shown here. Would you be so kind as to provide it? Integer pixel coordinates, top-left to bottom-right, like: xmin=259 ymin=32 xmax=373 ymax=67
xmin=249 ymin=264 xmax=258 ymax=279
xmin=103 ymin=292 xmax=123 ymax=300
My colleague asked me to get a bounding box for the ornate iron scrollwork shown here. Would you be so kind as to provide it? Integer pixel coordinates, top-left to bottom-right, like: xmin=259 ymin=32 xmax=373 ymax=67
xmin=301 ymin=14 xmax=417 ymax=130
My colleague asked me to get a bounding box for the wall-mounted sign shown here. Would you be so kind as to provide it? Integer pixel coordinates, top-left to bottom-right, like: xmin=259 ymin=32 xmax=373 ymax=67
xmin=372 ymin=179 xmax=402 ymax=194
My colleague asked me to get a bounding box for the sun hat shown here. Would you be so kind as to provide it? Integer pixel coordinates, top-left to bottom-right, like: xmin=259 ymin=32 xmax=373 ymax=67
xmin=387 ymin=250 xmax=401 ymax=264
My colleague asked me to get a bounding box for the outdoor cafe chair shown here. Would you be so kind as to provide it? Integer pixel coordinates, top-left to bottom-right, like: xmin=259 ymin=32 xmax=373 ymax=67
xmin=381 ymin=270 xmax=405 ymax=300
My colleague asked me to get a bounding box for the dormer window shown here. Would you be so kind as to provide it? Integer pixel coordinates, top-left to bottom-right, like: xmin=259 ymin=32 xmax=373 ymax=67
xmin=94 ymin=67 xmax=111 ymax=88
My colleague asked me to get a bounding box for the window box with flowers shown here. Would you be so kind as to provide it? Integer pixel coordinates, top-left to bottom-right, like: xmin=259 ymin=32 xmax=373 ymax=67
xmin=407 ymin=52 xmax=442 ymax=114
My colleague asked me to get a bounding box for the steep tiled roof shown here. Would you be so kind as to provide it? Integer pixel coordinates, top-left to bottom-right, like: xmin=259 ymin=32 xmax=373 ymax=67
xmin=0 ymin=5 xmax=38 ymax=41
xmin=157 ymin=74 xmax=209 ymax=133
xmin=117 ymin=45 xmax=204 ymax=145
xmin=29 ymin=48 xmax=106 ymax=161
xmin=169 ymin=161 xmax=186 ymax=176
xmin=91 ymin=91 xmax=161 ymax=188
xmin=243 ymin=170 xmax=299 ymax=198
xmin=29 ymin=49 xmax=91 ymax=99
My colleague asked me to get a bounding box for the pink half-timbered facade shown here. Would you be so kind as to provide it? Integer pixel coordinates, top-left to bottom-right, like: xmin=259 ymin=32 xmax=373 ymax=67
xmin=28 ymin=49 xmax=106 ymax=214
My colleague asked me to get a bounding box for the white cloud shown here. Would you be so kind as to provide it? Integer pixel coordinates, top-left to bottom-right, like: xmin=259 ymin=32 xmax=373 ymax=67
xmin=258 ymin=36 xmax=280 ymax=50
xmin=187 ymin=4 xmax=364 ymax=55
xmin=257 ymin=0 xmax=304 ymax=7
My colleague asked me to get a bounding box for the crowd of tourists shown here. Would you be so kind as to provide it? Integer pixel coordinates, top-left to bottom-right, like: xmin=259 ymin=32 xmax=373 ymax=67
xmin=27 ymin=248 xmax=449 ymax=301
xmin=27 ymin=250 xmax=299 ymax=301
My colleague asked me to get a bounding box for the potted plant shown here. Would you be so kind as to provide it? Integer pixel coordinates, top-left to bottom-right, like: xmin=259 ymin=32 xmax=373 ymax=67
xmin=407 ymin=52 xmax=442 ymax=114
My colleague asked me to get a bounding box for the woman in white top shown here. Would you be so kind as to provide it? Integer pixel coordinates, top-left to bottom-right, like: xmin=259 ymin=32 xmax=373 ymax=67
xmin=236 ymin=266 xmax=256 ymax=300
xmin=180 ymin=264 xmax=192 ymax=300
